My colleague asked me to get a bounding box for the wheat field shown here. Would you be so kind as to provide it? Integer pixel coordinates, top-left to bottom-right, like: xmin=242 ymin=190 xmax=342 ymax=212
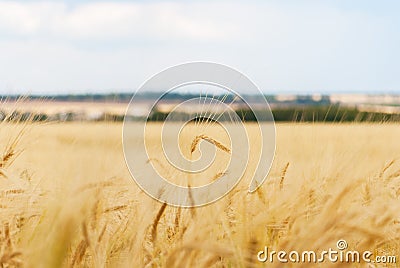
xmin=0 ymin=121 xmax=399 ymax=267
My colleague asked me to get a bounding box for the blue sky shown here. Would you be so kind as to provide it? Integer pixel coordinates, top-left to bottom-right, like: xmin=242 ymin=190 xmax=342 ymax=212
xmin=0 ymin=0 xmax=399 ymax=94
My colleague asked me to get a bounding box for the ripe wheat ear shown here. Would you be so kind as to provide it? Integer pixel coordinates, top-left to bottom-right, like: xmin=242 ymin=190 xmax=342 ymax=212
xmin=190 ymin=134 xmax=230 ymax=154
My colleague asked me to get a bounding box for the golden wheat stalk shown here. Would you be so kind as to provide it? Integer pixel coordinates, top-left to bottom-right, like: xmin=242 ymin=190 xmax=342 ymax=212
xmin=151 ymin=202 xmax=167 ymax=242
xmin=97 ymin=223 xmax=107 ymax=243
xmin=211 ymin=171 xmax=227 ymax=181
xmin=378 ymin=159 xmax=395 ymax=179
xmin=187 ymin=185 xmax=197 ymax=218
xmin=103 ymin=205 xmax=128 ymax=214
xmin=190 ymin=134 xmax=231 ymax=154
xmin=70 ymin=239 xmax=88 ymax=267
xmin=0 ymin=149 xmax=14 ymax=168
xmin=279 ymin=162 xmax=290 ymax=190
xmin=0 ymin=252 xmax=22 ymax=267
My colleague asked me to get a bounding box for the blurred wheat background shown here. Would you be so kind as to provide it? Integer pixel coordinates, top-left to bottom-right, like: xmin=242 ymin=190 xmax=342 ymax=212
xmin=0 ymin=120 xmax=399 ymax=267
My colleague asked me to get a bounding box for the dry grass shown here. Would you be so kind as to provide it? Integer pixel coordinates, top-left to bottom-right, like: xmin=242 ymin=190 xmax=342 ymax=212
xmin=0 ymin=121 xmax=399 ymax=267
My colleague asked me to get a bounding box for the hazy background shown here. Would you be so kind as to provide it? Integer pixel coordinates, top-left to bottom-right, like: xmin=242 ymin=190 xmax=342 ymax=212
xmin=0 ymin=0 xmax=399 ymax=95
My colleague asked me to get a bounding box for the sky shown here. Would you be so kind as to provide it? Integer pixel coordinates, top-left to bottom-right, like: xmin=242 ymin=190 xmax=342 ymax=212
xmin=0 ymin=0 xmax=399 ymax=95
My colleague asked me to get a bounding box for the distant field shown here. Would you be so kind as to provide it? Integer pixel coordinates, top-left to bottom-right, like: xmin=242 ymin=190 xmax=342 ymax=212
xmin=0 ymin=122 xmax=399 ymax=267
xmin=0 ymin=100 xmax=128 ymax=115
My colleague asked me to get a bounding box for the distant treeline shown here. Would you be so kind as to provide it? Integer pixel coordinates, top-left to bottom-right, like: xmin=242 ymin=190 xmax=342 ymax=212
xmin=0 ymin=110 xmax=123 ymax=122
xmin=0 ymin=111 xmax=48 ymax=122
xmin=0 ymin=93 xmax=132 ymax=102
xmin=1 ymin=106 xmax=399 ymax=123
xmin=0 ymin=93 xmax=331 ymax=105
xmin=271 ymin=106 xmax=400 ymax=122
xmin=2 ymin=106 xmax=400 ymax=123
xmin=147 ymin=105 xmax=400 ymax=122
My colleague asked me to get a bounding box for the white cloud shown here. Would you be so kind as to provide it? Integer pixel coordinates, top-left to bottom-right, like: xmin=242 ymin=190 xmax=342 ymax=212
xmin=0 ymin=1 xmax=237 ymax=40
xmin=0 ymin=0 xmax=398 ymax=94
xmin=0 ymin=2 xmax=49 ymax=34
